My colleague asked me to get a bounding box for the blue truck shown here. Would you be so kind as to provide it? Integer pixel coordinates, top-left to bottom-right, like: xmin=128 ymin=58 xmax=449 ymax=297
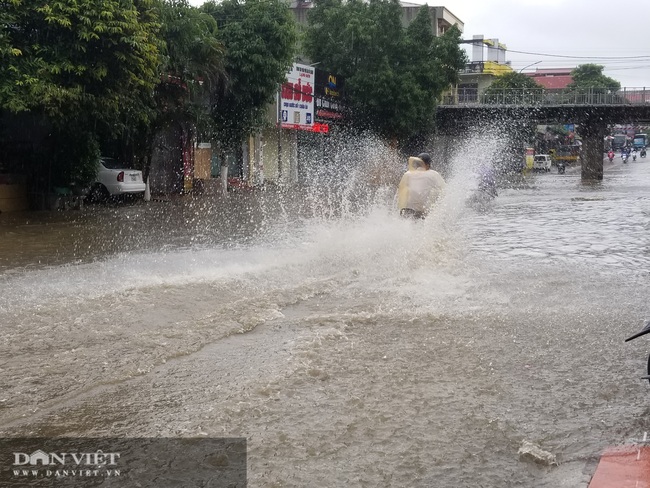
xmin=633 ymin=133 xmax=648 ymax=149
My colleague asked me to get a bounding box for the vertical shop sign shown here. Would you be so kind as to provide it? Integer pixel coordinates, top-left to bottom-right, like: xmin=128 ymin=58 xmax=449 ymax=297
xmin=278 ymin=63 xmax=315 ymax=131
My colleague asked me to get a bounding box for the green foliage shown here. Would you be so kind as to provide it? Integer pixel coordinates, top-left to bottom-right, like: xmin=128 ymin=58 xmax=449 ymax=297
xmin=118 ymin=0 xmax=226 ymax=164
xmin=567 ymin=64 xmax=621 ymax=93
xmin=0 ymin=0 xmax=164 ymax=197
xmin=50 ymin=127 xmax=101 ymax=188
xmin=202 ymin=0 xmax=298 ymax=149
xmin=483 ymin=71 xmax=543 ymax=104
xmin=158 ymin=0 xmax=224 ymax=91
xmin=0 ymin=0 xmax=163 ymax=124
xmin=485 ymin=72 xmax=542 ymax=92
xmin=304 ymin=1 xmax=467 ymax=143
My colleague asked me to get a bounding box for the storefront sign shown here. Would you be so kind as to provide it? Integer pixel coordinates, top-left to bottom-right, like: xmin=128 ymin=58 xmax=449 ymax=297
xmin=278 ymin=63 xmax=315 ymax=130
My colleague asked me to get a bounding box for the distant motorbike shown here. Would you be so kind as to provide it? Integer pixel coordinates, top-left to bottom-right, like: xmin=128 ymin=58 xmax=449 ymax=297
xmin=557 ymin=161 xmax=566 ymax=174
xmin=633 ymin=153 xmax=637 ymax=161
xmin=608 ymin=153 xmax=615 ymax=163
xmin=468 ymin=168 xmax=498 ymax=211
xmin=622 ymin=154 xmax=629 ymax=164
xmin=641 ymin=149 xmax=647 ymax=158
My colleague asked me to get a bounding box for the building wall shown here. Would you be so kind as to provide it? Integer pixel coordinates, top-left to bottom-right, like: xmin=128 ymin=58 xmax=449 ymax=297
xmin=194 ymin=144 xmax=212 ymax=180
xmin=0 ymin=181 xmax=28 ymax=212
xmin=259 ymin=127 xmax=297 ymax=186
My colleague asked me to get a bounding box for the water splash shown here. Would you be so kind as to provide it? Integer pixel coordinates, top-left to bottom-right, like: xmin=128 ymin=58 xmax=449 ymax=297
xmin=0 ymin=128 xmax=519 ymax=311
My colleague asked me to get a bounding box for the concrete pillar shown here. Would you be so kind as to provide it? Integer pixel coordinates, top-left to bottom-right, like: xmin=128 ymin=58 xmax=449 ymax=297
xmin=472 ymin=35 xmax=484 ymax=62
xmin=580 ymin=121 xmax=605 ymax=181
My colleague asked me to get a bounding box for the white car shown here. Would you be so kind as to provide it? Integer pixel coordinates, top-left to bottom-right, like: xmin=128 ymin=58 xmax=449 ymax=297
xmin=89 ymin=157 xmax=146 ymax=201
xmin=533 ymin=154 xmax=552 ymax=172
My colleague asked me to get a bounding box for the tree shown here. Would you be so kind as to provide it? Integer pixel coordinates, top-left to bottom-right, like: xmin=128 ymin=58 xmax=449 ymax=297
xmin=567 ymin=64 xmax=621 ymax=93
xmin=483 ymin=72 xmax=543 ymax=103
xmin=304 ymin=1 xmax=467 ymax=145
xmin=202 ymin=0 xmax=297 ymax=194
xmin=0 ymin=0 xmax=163 ymax=191
xmin=119 ymin=0 xmax=226 ymax=180
xmin=0 ymin=0 xmax=161 ymax=123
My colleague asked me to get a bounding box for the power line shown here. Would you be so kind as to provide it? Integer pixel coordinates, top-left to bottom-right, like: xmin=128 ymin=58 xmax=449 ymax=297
xmin=461 ymin=41 xmax=650 ymax=60
xmin=503 ymin=49 xmax=650 ymax=60
xmin=604 ymin=65 xmax=650 ymax=72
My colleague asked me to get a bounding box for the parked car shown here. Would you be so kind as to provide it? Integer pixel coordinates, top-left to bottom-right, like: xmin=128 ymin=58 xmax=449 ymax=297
xmin=533 ymin=154 xmax=552 ymax=172
xmin=89 ymin=157 xmax=146 ymax=202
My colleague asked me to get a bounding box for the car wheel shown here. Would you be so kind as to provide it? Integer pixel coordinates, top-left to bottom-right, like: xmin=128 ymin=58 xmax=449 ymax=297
xmin=89 ymin=184 xmax=109 ymax=203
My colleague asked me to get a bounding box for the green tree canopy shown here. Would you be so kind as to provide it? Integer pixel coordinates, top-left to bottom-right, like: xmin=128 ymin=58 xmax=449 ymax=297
xmin=0 ymin=0 xmax=163 ymax=190
xmin=118 ymin=0 xmax=226 ymax=171
xmin=202 ymin=0 xmax=297 ymax=149
xmin=0 ymin=0 xmax=162 ymax=124
xmin=483 ymin=71 xmax=543 ymax=104
xmin=304 ymin=1 xmax=467 ymax=144
xmin=567 ymin=64 xmax=621 ymax=93
xmin=485 ymin=71 xmax=542 ymax=92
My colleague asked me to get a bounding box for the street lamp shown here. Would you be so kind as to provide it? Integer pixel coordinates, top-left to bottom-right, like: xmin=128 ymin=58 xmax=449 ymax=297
xmin=519 ymin=61 xmax=541 ymax=73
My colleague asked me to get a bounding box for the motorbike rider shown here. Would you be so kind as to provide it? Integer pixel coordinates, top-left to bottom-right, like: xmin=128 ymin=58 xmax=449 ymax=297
xmin=397 ymin=155 xmax=446 ymax=219
xmin=641 ymin=147 xmax=647 ymax=158
xmin=607 ymin=150 xmax=615 ymax=162
xmin=477 ymin=162 xmax=498 ymax=197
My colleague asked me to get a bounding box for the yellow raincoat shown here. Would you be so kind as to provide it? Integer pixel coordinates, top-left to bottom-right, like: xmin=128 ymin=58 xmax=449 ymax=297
xmin=398 ymin=157 xmax=446 ymax=216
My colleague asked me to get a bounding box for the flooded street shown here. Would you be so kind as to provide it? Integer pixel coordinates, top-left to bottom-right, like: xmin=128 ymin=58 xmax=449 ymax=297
xmin=1 ymin=152 xmax=650 ymax=487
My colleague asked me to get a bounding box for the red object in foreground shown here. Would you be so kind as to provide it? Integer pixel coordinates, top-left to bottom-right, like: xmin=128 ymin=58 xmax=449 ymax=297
xmin=589 ymin=446 xmax=650 ymax=488
xmin=227 ymin=177 xmax=252 ymax=191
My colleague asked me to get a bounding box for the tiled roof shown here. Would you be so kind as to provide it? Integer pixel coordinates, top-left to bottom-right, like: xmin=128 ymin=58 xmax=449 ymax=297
xmin=530 ymin=68 xmax=573 ymax=75
xmin=526 ymin=74 xmax=573 ymax=90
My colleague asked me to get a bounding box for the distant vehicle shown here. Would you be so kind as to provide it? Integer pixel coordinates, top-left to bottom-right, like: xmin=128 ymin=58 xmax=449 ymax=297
xmin=633 ymin=133 xmax=648 ymax=149
xmin=533 ymin=154 xmax=552 ymax=172
xmin=554 ymin=145 xmax=581 ymax=164
xmin=612 ymin=134 xmax=628 ymax=151
xmin=89 ymin=157 xmax=146 ymax=202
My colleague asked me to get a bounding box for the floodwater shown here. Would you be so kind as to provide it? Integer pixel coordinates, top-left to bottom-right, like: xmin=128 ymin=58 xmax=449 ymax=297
xmin=1 ymin=143 xmax=650 ymax=487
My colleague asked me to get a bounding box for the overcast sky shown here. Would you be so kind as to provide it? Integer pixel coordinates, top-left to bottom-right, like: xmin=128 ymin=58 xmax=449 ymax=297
xmin=188 ymin=0 xmax=650 ymax=88
xmin=432 ymin=0 xmax=650 ymax=87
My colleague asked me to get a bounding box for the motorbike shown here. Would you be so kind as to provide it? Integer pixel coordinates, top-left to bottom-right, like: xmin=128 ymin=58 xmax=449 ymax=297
xmin=633 ymin=153 xmax=637 ymax=161
xmin=467 ymin=171 xmax=498 ymax=211
xmin=557 ymin=161 xmax=566 ymax=174
xmin=641 ymin=149 xmax=647 ymax=158
xmin=608 ymin=153 xmax=615 ymax=163
xmin=625 ymin=321 xmax=650 ymax=383
xmin=622 ymin=154 xmax=629 ymax=164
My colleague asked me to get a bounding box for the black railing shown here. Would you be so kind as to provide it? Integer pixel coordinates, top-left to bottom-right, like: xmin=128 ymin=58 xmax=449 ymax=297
xmin=442 ymin=87 xmax=650 ymax=106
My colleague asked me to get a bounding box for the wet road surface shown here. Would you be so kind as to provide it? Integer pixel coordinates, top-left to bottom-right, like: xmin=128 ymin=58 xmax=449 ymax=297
xmin=1 ymin=154 xmax=649 ymax=487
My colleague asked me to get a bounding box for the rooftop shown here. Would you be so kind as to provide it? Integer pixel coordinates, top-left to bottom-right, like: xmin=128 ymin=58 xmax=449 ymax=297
xmin=528 ymin=68 xmax=574 ymax=76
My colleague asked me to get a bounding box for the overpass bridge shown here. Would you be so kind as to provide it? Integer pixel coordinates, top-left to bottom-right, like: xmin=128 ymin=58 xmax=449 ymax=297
xmin=435 ymin=87 xmax=650 ymax=180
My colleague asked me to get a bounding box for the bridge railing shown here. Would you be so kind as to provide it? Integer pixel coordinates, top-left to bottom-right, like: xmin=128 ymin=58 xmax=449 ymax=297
xmin=442 ymin=87 xmax=650 ymax=106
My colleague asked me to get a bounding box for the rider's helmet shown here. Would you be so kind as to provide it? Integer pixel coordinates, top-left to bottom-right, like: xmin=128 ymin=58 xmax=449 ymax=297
xmin=417 ymin=153 xmax=432 ymax=167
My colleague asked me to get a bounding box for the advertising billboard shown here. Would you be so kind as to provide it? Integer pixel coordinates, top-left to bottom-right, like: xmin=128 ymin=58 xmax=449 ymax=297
xmin=278 ymin=63 xmax=315 ymax=130
xmin=314 ymin=69 xmax=346 ymax=122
